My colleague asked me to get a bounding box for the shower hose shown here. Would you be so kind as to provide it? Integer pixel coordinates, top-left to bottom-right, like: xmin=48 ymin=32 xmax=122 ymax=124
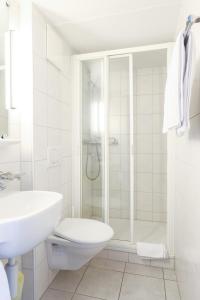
xmin=86 ymin=143 xmax=101 ymax=181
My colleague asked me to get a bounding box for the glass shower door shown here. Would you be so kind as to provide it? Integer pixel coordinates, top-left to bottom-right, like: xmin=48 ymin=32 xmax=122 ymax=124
xmin=81 ymin=59 xmax=105 ymax=222
xmin=108 ymin=56 xmax=133 ymax=241
xmin=81 ymin=55 xmax=134 ymax=242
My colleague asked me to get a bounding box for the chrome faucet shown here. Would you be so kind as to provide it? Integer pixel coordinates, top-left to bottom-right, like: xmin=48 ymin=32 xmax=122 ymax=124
xmin=0 ymin=171 xmax=22 ymax=181
xmin=0 ymin=181 xmax=6 ymax=190
xmin=0 ymin=171 xmax=22 ymax=191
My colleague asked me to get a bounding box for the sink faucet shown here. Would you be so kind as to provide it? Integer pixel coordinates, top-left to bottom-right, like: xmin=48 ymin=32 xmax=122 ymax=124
xmin=0 ymin=171 xmax=22 ymax=180
xmin=0 ymin=181 xmax=6 ymax=190
xmin=0 ymin=171 xmax=22 ymax=190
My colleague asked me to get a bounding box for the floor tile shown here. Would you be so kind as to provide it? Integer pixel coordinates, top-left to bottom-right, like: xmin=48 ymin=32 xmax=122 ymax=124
xmin=90 ymin=257 xmax=125 ymax=272
xmin=150 ymin=258 xmax=175 ymax=269
xmin=50 ymin=267 xmax=86 ymax=292
xmin=125 ymin=263 xmax=163 ymax=278
xmin=40 ymin=288 xmax=73 ymax=300
xmin=128 ymin=253 xmax=150 ymax=265
xmin=96 ymin=250 xmax=109 ymax=259
xmin=165 ymin=280 xmax=180 ymax=300
xmin=164 ymin=269 xmax=177 ymax=281
xmin=108 ymin=250 xmax=129 ymax=262
xmin=77 ymin=266 xmax=123 ymax=300
xmin=73 ymin=294 xmax=105 ymax=300
xmin=119 ymin=273 xmax=165 ymax=300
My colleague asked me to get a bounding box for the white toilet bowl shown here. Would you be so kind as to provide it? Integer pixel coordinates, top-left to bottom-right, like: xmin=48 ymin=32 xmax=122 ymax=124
xmin=46 ymin=218 xmax=113 ymax=270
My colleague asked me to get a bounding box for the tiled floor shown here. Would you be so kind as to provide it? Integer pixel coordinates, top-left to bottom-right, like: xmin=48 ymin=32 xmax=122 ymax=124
xmin=41 ymin=258 xmax=180 ymax=300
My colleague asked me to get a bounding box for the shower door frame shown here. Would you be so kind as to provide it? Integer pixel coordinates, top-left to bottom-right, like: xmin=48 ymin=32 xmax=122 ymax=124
xmin=72 ymin=42 xmax=175 ymax=256
xmin=108 ymin=53 xmax=134 ymax=242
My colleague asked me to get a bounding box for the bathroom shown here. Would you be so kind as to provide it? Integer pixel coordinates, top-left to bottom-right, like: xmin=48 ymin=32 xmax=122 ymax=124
xmin=0 ymin=0 xmax=200 ymax=299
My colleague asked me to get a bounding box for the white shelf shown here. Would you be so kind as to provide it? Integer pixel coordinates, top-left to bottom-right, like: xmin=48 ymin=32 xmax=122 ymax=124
xmin=0 ymin=139 xmax=20 ymax=146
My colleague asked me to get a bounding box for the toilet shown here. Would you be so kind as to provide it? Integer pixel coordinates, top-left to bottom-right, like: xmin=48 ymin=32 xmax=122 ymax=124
xmin=46 ymin=218 xmax=114 ymax=270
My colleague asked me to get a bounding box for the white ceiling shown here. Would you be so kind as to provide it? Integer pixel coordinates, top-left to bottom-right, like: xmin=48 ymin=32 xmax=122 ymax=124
xmin=33 ymin=0 xmax=182 ymax=53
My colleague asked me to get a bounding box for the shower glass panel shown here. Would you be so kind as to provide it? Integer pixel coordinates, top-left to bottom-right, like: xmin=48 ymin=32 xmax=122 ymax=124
xmin=132 ymin=50 xmax=167 ymax=244
xmin=81 ymin=59 xmax=104 ymax=221
xmin=108 ymin=57 xmax=131 ymax=241
xmin=79 ymin=48 xmax=168 ymax=248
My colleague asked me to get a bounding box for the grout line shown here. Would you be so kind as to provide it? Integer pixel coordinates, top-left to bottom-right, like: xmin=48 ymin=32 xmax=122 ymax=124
xmin=72 ymin=264 xmax=90 ymax=297
xmin=49 ymin=266 xmax=89 ymax=296
xmin=177 ymin=281 xmax=182 ymax=300
xmin=75 ymin=293 xmax=106 ymax=300
xmin=89 ymin=264 xmax=124 ymax=274
xmin=163 ymin=268 xmax=167 ymax=300
xmin=117 ymin=267 xmax=125 ymax=300
xmin=47 ymin=286 xmax=72 ymax=293
xmin=124 ymin=271 xmax=163 ymax=280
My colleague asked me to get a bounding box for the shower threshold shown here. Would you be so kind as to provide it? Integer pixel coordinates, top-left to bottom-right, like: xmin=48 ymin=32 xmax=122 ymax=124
xmin=107 ymin=218 xmax=167 ymax=253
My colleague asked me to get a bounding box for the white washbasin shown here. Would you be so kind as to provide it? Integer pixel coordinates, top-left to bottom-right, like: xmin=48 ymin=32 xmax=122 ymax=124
xmin=0 ymin=191 xmax=63 ymax=258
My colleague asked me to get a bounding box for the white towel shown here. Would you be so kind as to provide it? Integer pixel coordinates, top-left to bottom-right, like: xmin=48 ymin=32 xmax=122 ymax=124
xmin=0 ymin=261 xmax=11 ymax=300
xmin=136 ymin=242 xmax=167 ymax=259
xmin=163 ymin=30 xmax=193 ymax=135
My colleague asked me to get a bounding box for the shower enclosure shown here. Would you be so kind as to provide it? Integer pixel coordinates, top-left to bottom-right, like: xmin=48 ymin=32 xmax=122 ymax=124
xmin=72 ymin=43 xmax=174 ymax=255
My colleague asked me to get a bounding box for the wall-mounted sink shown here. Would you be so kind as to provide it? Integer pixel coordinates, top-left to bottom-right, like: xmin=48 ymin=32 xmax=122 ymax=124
xmin=0 ymin=191 xmax=63 ymax=259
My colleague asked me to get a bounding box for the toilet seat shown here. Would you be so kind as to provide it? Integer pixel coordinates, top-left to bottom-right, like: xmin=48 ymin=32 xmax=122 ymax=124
xmin=54 ymin=218 xmax=113 ymax=244
xmin=47 ymin=218 xmax=114 ymax=270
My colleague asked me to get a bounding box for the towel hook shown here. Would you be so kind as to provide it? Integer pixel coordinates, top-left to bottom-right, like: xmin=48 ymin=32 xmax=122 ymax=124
xmin=184 ymin=15 xmax=200 ymax=45
xmin=185 ymin=14 xmax=200 ymax=34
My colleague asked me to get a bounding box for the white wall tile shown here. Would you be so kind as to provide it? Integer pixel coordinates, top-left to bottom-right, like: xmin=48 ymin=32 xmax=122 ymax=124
xmin=110 ymin=154 xmax=121 ymax=172
xmin=135 ymin=134 xmax=153 ymax=154
xmin=33 ymin=55 xmax=47 ymax=93
xmin=21 ymin=162 xmax=33 ymax=190
xmin=120 ymin=116 xmax=129 ymax=134
xmin=153 ymin=94 xmax=164 ymax=114
xmin=33 ymin=125 xmax=47 ymax=161
xmin=137 ymin=75 xmax=152 ymax=95
xmin=35 ymin=242 xmax=47 ymax=266
xmin=34 ymin=160 xmax=48 ymax=190
xmin=137 ymin=210 xmax=152 ymax=221
xmin=120 ymin=135 xmax=129 ymax=154
xmin=134 ymin=67 xmax=166 ymax=222
xmin=109 ymin=116 xmax=120 ymax=134
xmin=136 ymin=154 xmax=153 ymax=173
xmin=153 ymin=115 xmax=162 ymax=134
xmin=136 ymin=192 xmax=152 ymax=211
xmin=120 ymin=97 xmax=129 ymax=115
xmin=34 ymin=91 xmax=47 ymax=126
xmin=47 ymin=97 xmax=61 ymax=129
xmin=110 ymin=98 xmax=121 ymax=115
xmin=60 ymin=74 xmax=71 ymax=104
xmin=136 ymin=173 xmax=153 ymax=193
xmin=35 ymin=256 xmax=49 ymax=300
xmin=137 ymin=115 xmax=153 ymax=134
xmin=22 ymin=269 xmax=34 ymax=300
xmin=31 ymin=7 xmax=73 ymax=298
xmin=22 ymin=251 xmax=34 ymax=270
xmin=47 ymin=165 xmax=61 ymax=191
xmin=32 ymin=8 xmax=46 ymax=58
xmin=47 ymin=62 xmax=61 ymax=100
xmin=137 ymin=95 xmax=153 ymax=114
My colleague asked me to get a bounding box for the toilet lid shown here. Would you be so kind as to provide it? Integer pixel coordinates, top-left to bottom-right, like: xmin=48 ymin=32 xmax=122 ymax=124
xmin=54 ymin=218 xmax=114 ymax=244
